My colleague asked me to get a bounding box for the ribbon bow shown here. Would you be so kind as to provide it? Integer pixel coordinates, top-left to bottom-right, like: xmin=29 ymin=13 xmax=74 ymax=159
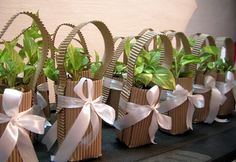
xmin=50 ymin=77 xmax=115 ymax=162
xmin=0 ymin=89 xmax=46 ymax=162
xmin=158 ymin=84 xmax=204 ymax=130
xmin=216 ymin=71 xmax=236 ymax=101
xmin=204 ymin=75 xmax=226 ymax=123
xmin=114 ymin=85 xmax=172 ymax=144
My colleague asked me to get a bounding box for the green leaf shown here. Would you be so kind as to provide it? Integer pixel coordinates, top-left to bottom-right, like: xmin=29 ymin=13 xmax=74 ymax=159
xmin=114 ymin=61 xmax=127 ymax=75
xmin=188 ymin=37 xmax=196 ymax=47
xmin=65 ymin=44 xmax=89 ymax=80
xmin=135 ymin=73 xmax=153 ymax=87
xmin=91 ymin=51 xmax=102 ymax=78
xmin=149 ymin=50 xmax=160 ymax=66
xmin=152 ymin=66 xmax=176 ymax=90
xmin=134 ymin=63 xmax=144 ymax=75
xmin=180 ymin=54 xmax=201 ymax=66
xmin=207 ymin=62 xmax=216 ymax=69
xmin=201 ymin=46 xmax=220 ymax=57
xmin=23 ymin=65 xmax=36 ymax=84
xmin=140 ymin=49 xmax=151 ymax=62
xmin=43 ymin=58 xmax=59 ymax=81
xmin=124 ymin=38 xmax=131 ymax=58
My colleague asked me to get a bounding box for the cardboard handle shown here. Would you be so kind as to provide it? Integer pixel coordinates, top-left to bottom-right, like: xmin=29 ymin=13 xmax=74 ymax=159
xmin=120 ymin=31 xmax=173 ymax=103
xmin=52 ymin=23 xmax=89 ymax=61
xmin=56 ymin=21 xmax=114 ymax=98
xmin=0 ymin=12 xmax=50 ymax=100
xmin=190 ymin=33 xmax=217 ymax=73
xmin=215 ymin=37 xmax=234 ymax=67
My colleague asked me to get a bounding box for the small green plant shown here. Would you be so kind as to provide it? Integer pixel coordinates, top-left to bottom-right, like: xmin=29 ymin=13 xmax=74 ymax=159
xmin=171 ymin=49 xmax=201 ymax=78
xmin=134 ymin=48 xmax=175 ymax=90
xmin=0 ymin=40 xmax=25 ymax=88
xmin=43 ymin=58 xmax=59 ymax=81
xmin=91 ymin=51 xmax=102 ymax=78
xmin=0 ymin=15 xmax=44 ymax=90
xmin=64 ymin=44 xmax=89 ymax=81
xmin=43 ymin=46 xmax=101 ymax=81
xmin=114 ymin=61 xmax=127 ymax=77
xmin=200 ymin=46 xmax=236 ymax=74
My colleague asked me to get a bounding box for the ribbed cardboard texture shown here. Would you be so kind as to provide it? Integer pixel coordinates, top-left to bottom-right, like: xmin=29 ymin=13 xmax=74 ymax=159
xmin=217 ymin=73 xmax=235 ymax=116
xmin=37 ymin=74 xmax=50 ymax=118
xmin=58 ymin=79 xmax=102 ymax=161
xmin=0 ymin=90 xmax=32 ymax=162
xmin=117 ymin=87 xmax=153 ymax=148
xmin=106 ymin=77 xmax=123 ymax=119
xmin=193 ymin=72 xmax=211 ymax=123
xmin=166 ymin=77 xmax=192 ymax=135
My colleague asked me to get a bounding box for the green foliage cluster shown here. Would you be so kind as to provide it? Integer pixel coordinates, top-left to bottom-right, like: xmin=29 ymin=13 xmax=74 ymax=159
xmin=0 ymin=17 xmax=43 ymax=89
xmin=134 ymin=48 xmax=176 ymax=90
xmin=197 ymin=45 xmax=236 ymax=74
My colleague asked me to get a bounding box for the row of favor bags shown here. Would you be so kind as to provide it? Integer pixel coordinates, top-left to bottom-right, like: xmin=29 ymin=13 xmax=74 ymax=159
xmin=0 ymin=11 xmax=235 ymax=162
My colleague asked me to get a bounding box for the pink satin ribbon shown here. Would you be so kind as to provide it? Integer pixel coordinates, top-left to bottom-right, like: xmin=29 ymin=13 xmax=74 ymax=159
xmin=36 ymin=84 xmax=52 ymax=128
xmin=0 ymin=89 xmax=46 ymax=162
xmin=202 ymin=75 xmax=226 ymax=123
xmin=44 ymin=77 xmax=115 ymax=162
xmin=216 ymin=71 xmax=236 ymax=101
xmin=103 ymin=77 xmax=123 ymax=91
xmin=158 ymin=84 xmax=204 ymax=130
xmin=114 ymin=85 xmax=172 ymax=144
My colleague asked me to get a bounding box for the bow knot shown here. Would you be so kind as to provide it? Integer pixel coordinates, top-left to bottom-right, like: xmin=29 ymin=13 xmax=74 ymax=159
xmin=0 ymin=89 xmax=46 ymax=162
xmin=158 ymin=84 xmax=204 ymax=130
xmin=115 ymin=85 xmax=172 ymax=144
xmin=50 ymin=77 xmax=115 ymax=162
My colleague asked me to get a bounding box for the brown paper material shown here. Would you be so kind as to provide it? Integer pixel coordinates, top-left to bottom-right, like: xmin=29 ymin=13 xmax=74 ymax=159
xmin=166 ymin=77 xmax=192 ymax=134
xmin=58 ymin=79 xmax=102 ymax=161
xmin=117 ymin=87 xmax=153 ymax=148
xmin=193 ymin=72 xmax=211 ymax=123
xmin=56 ymin=21 xmax=114 ymax=161
xmin=116 ymin=31 xmax=173 ymax=147
xmin=217 ymin=73 xmax=234 ymax=116
xmin=37 ymin=74 xmax=50 ymax=118
xmin=0 ymin=90 xmax=32 ymax=162
xmin=0 ymin=11 xmax=50 ymax=161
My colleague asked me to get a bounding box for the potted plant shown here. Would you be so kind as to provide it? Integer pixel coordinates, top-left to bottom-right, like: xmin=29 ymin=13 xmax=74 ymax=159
xmin=115 ymin=31 xmax=176 ymax=148
xmin=215 ymin=37 xmax=236 ymax=117
xmin=44 ymin=21 xmax=115 ymax=162
xmin=103 ymin=37 xmax=133 ymax=118
xmin=0 ymin=11 xmax=49 ymax=162
xmin=159 ymin=32 xmax=202 ymax=135
xmin=191 ymin=44 xmax=218 ymax=123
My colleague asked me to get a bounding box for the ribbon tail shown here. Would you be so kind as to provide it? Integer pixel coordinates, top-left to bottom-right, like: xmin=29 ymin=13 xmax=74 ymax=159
xmin=53 ymin=105 xmax=91 ymax=162
xmin=205 ymin=88 xmax=225 ymax=124
xmin=156 ymin=112 xmax=172 ymax=130
xmin=0 ymin=123 xmax=18 ymax=162
xmin=42 ymin=121 xmax=58 ymax=150
xmin=81 ymin=109 xmax=100 ymax=145
xmin=114 ymin=108 xmax=151 ymax=130
xmin=93 ymin=103 xmax=115 ymax=125
xmin=37 ymin=92 xmax=48 ymax=110
xmin=149 ymin=113 xmax=158 ymax=144
xmin=186 ymin=102 xmax=195 ymax=130
xmin=17 ymin=128 xmax=39 ymax=162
